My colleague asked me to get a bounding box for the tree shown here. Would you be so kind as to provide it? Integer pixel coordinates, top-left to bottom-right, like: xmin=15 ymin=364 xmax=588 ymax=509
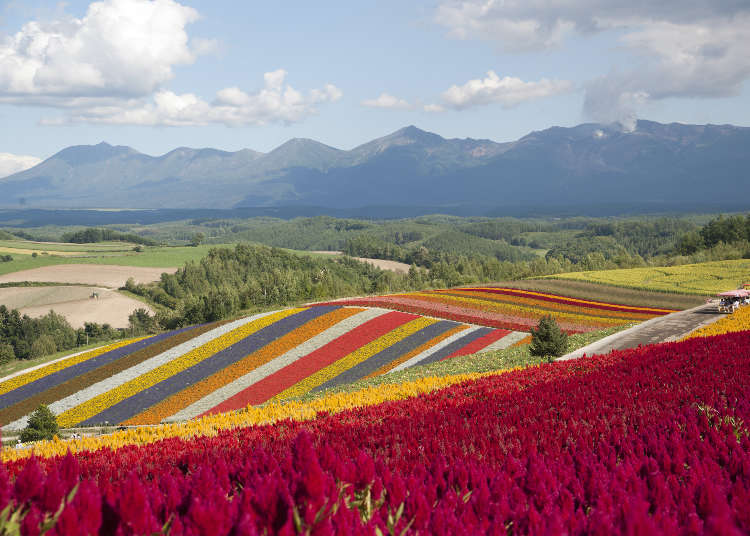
xmin=128 ymin=308 xmax=157 ymax=335
xmin=191 ymin=232 xmax=206 ymax=247
xmin=529 ymin=315 xmax=568 ymax=362
xmin=20 ymin=404 xmax=59 ymax=442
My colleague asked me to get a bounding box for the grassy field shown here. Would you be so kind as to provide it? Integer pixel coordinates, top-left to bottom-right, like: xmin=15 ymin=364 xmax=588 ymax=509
xmin=0 ymin=244 xmax=216 ymax=276
xmin=494 ymin=279 xmax=705 ymax=310
xmin=545 ymin=259 xmax=750 ymax=295
xmin=292 ymin=324 xmax=631 ymax=404
xmin=0 ymin=240 xmax=135 ymax=253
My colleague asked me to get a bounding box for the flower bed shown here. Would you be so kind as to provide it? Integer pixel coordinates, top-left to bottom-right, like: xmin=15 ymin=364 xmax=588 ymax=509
xmin=317 ymin=285 xmax=664 ymax=333
xmin=1 ymin=331 xmax=749 ymax=534
xmin=1 ymin=306 xmax=522 ymax=428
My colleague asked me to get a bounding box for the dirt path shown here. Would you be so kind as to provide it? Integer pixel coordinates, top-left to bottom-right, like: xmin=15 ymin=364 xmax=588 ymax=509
xmin=558 ymin=301 xmax=723 ymax=361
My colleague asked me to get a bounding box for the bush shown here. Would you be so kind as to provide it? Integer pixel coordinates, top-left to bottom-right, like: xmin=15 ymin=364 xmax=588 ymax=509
xmin=29 ymin=334 xmax=57 ymax=358
xmin=128 ymin=308 xmax=157 ymax=335
xmin=0 ymin=343 xmax=14 ymax=364
xmin=529 ymin=315 xmax=569 ymax=362
xmin=19 ymin=404 xmax=59 ymax=442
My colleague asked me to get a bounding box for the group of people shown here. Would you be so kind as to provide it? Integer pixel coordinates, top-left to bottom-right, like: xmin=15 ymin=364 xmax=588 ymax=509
xmin=718 ymin=296 xmax=750 ymax=313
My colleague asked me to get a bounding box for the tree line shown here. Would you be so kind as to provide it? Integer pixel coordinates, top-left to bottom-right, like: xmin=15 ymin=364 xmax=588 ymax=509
xmin=61 ymin=228 xmax=158 ymax=246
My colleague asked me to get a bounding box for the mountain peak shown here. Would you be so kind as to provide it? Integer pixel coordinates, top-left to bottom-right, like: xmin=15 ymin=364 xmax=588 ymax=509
xmin=53 ymin=142 xmax=139 ymax=166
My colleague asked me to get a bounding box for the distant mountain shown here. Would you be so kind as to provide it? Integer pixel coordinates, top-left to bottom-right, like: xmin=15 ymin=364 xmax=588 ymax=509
xmin=1 ymin=120 xmax=748 ymax=210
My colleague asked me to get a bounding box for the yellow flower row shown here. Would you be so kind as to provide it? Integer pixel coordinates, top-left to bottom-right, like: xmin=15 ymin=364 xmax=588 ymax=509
xmin=56 ymin=308 xmax=304 ymax=428
xmin=682 ymin=305 xmax=750 ymax=340
xmin=0 ymin=338 xmax=147 ymax=396
xmin=2 ymin=365 xmax=524 ymax=462
xmin=272 ymin=316 xmax=438 ymax=401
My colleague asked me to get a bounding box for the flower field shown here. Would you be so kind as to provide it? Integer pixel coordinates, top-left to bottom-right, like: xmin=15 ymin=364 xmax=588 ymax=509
xmin=546 ymin=259 xmax=750 ymax=295
xmin=317 ymin=286 xmax=676 ymax=333
xmin=1 ymin=330 xmax=749 ymax=534
xmin=0 ymin=305 xmax=521 ymax=429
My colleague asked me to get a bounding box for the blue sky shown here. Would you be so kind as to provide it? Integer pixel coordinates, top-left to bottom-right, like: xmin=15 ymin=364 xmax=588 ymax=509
xmin=0 ymin=0 xmax=748 ymax=175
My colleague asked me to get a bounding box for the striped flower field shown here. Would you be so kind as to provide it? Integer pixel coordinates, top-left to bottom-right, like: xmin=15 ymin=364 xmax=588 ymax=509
xmin=0 ymin=305 xmax=523 ymax=429
xmin=317 ymin=286 xmax=677 ymax=333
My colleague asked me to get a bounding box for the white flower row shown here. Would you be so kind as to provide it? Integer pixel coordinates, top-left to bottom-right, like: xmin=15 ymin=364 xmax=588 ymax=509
xmin=3 ymin=311 xmax=279 ymax=431
xmin=164 ymin=308 xmax=390 ymax=422
xmin=389 ymin=326 xmax=485 ymax=372
xmin=478 ymin=331 xmax=527 ymax=352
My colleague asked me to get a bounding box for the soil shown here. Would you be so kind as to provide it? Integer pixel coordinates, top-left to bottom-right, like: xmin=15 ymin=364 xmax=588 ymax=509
xmin=0 ymin=286 xmax=155 ymax=328
xmin=310 ymin=251 xmax=411 ymax=274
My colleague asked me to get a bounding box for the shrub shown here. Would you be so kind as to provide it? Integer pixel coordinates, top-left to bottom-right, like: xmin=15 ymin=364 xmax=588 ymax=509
xmin=0 ymin=343 xmax=14 ymax=364
xmin=529 ymin=315 xmax=569 ymax=362
xmin=29 ymin=334 xmax=58 ymax=358
xmin=19 ymin=404 xmax=59 ymax=442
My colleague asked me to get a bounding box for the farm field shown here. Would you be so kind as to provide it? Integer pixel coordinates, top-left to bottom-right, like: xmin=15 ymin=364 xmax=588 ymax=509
xmin=0 ymin=304 xmax=523 ymax=430
xmin=490 ymin=278 xmax=704 ymax=310
xmin=547 ymin=259 xmax=750 ymax=295
xmin=0 ymin=264 xmax=176 ymax=288
xmin=0 ymin=243 xmax=216 ymax=277
xmin=0 ymin=286 xmax=154 ymax=328
xmin=2 ymin=330 xmax=748 ymax=533
xmin=310 ymin=250 xmax=412 ymax=273
xmin=0 ymin=239 xmax=135 ymax=254
xmin=320 ymin=286 xmax=677 ymax=333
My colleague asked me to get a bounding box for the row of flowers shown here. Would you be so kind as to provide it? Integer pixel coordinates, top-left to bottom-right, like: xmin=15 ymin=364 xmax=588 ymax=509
xmin=444 ymin=288 xmax=670 ymax=318
xmin=456 ymin=287 xmax=677 ymax=313
xmin=1 ymin=331 xmax=748 ymax=534
xmin=2 ymin=305 xmax=521 ymax=428
xmin=55 ymin=309 xmax=304 ymax=428
xmin=317 ymin=290 xmax=638 ymax=333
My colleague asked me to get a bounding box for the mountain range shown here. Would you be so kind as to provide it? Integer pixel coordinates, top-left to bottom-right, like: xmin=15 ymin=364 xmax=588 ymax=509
xmin=1 ymin=120 xmax=748 ymax=211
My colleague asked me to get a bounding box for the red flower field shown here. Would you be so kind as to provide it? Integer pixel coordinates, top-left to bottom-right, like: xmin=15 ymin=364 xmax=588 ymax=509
xmin=1 ymin=330 xmax=749 ymax=534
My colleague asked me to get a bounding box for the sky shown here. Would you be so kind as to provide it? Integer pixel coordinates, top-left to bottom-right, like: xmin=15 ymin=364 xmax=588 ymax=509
xmin=0 ymin=0 xmax=748 ymax=176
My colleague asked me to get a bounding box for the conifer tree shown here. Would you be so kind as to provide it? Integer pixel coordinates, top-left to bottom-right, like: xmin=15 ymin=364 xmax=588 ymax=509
xmin=529 ymin=315 xmax=568 ymax=362
xmin=20 ymin=404 xmax=59 ymax=442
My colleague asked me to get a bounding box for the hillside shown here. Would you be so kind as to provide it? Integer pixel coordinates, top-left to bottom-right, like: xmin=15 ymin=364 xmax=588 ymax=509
xmin=2 ymin=120 xmax=748 ymax=210
xmin=0 ymin=283 xmax=682 ymax=431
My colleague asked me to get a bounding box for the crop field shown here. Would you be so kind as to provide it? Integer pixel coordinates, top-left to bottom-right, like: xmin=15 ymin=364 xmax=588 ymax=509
xmin=0 ymin=242 xmax=217 ymax=277
xmin=0 ymin=286 xmax=154 ymax=328
xmin=0 ymin=239 xmax=134 ymax=254
xmin=319 ymin=286 xmax=677 ymax=333
xmin=0 ymin=264 xmax=176 ymax=288
xmin=1 ymin=330 xmax=748 ymax=533
xmin=489 ymin=278 xmax=704 ymax=310
xmin=547 ymin=259 xmax=750 ymax=295
xmin=0 ymin=305 xmax=522 ymax=429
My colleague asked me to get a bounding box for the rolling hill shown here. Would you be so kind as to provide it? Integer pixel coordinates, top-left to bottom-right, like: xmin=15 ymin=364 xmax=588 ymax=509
xmin=1 ymin=120 xmax=748 ymax=210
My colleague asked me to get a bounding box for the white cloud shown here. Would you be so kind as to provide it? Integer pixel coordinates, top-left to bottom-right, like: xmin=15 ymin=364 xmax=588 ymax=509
xmin=55 ymin=70 xmax=343 ymax=126
xmin=0 ymin=153 xmax=42 ymax=178
xmin=0 ymin=3 xmax=343 ymax=127
xmin=435 ymin=1 xmax=750 ymax=125
xmin=423 ymin=103 xmax=445 ymax=113
xmin=361 ymin=93 xmax=411 ymax=109
xmin=441 ymin=71 xmax=572 ymax=110
xmin=0 ymin=0 xmax=201 ymax=104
